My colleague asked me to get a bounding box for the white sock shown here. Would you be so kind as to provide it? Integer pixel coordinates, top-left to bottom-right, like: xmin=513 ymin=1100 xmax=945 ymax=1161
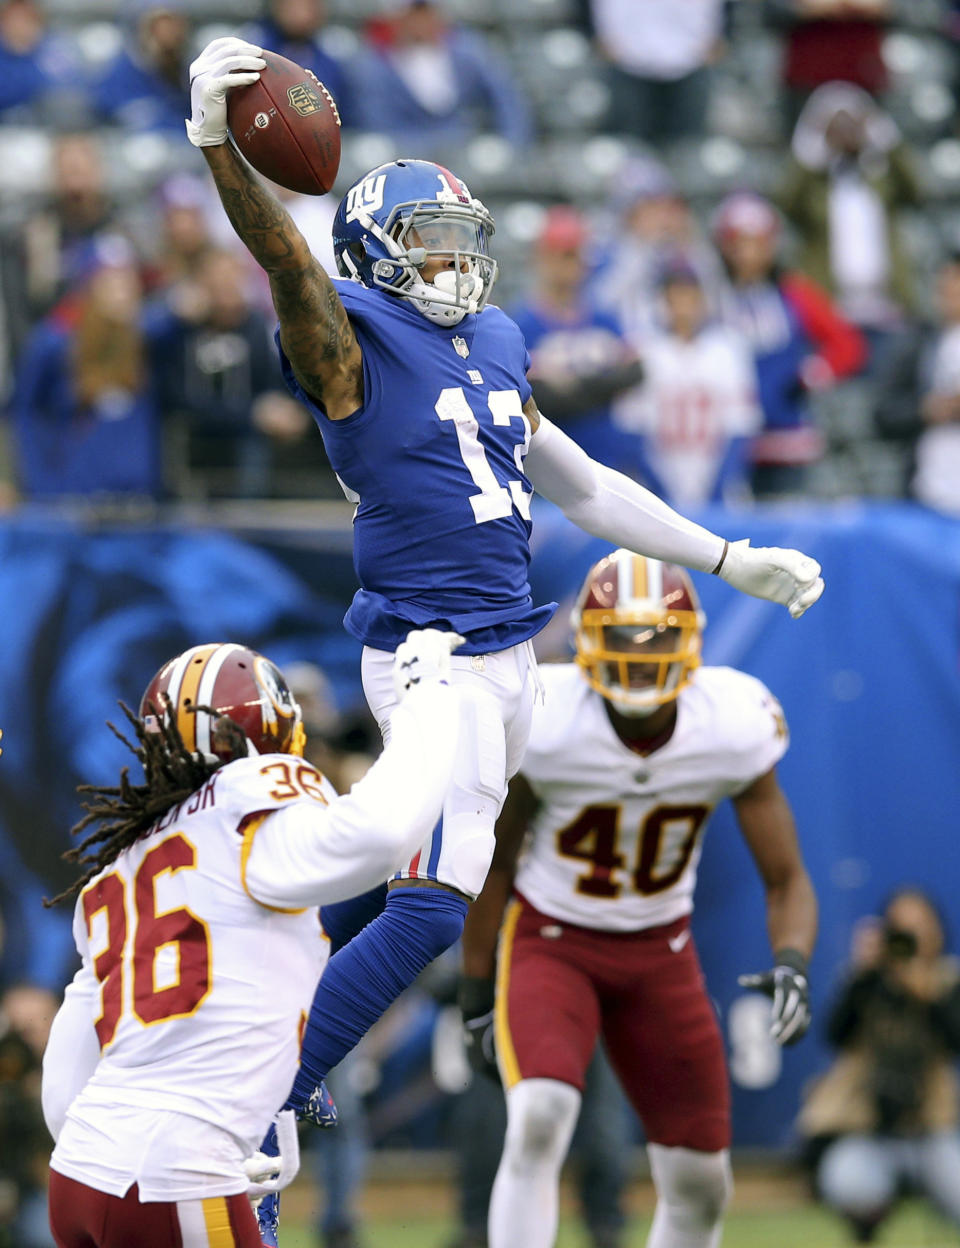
xmin=488 ymin=1078 xmax=581 ymax=1248
xmin=646 ymin=1144 xmax=732 ymax=1248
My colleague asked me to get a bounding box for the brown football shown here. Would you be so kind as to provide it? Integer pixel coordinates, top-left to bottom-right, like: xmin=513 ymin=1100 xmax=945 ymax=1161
xmin=227 ymin=49 xmax=341 ymax=195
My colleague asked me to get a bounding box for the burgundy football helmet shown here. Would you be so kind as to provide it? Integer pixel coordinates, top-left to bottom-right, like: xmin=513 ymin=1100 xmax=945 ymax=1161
xmin=139 ymin=643 xmax=305 ymax=760
xmin=571 ymin=551 xmax=705 ymax=712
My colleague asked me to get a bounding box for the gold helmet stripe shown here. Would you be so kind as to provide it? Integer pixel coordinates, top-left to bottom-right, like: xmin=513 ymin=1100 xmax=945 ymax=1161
xmin=175 ymin=644 xmax=219 ymax=752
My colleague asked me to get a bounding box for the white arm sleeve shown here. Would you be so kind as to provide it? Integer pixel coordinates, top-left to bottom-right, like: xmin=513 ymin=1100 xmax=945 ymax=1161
xmin=525 ymin=415 xmax=726 ymax=573
xmin=41 ymin=961 xmax=102 ymax=1142
xmin=244 ymin=682 xmax=460 ymax=909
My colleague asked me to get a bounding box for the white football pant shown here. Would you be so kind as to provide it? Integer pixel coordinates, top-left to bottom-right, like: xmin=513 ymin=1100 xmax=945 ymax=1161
xmin=361 ymin=640 xmax=537 ymax=899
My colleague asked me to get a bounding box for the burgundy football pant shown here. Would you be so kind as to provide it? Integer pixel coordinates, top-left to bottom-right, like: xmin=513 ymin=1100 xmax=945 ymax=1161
xmin=48 ymin=1170 xmax=262 ymax=1248
xmin=496 ymin=895 xmax=730 ymax=1152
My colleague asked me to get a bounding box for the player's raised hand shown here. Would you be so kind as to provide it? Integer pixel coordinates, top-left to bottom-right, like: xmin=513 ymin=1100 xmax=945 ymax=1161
xmin=716 ymin=539 xmax=824 ymax=619
xmin=392 ymin=629 xmax=465 ymax=700
xmin=186 ymin=36 xmax=266 ymax=148
xmin=738 ymin=951 xmax=811 ymax=1046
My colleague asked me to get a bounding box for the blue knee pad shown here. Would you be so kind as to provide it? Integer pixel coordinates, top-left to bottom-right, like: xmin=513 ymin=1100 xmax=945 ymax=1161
xmin=287 ymin=885 xmax=468 ymax=1111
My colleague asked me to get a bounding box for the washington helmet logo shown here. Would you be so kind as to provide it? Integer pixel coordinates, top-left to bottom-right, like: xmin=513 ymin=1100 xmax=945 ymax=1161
xmin=287 ymin=81 xmax=325 ymax=117
xmin=253 ymin=655 xmax=298 ymax=733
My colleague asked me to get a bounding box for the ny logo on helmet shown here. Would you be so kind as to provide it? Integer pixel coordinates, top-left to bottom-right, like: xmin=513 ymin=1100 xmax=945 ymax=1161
xmin=287 ymin=81 xmax=325 ymax=117
xmin=345 ymin=174 xmax=387 ymax=223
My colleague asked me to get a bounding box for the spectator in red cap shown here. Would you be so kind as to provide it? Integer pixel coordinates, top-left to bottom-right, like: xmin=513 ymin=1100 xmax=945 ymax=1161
xmin=715 ymin=190 xmax=866 ymax=497
xmin=508 ymin=205 xmax=643 ymax=476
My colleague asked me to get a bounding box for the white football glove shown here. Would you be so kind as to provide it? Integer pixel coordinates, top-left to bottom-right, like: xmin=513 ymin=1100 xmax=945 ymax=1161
xmin=392 ymin=629 xmax=466 ymax=701
xmin=243 ymin=1110 xmax=300 ymax=1207
xmin=185 ymin=36 xmax=265 ymax=148
xmin=716 ymin=538 xmax=824 ymax=619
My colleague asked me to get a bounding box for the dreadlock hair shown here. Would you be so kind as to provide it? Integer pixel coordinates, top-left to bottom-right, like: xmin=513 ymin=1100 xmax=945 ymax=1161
xmin=45 ymin=698 xmax=249 ymax=908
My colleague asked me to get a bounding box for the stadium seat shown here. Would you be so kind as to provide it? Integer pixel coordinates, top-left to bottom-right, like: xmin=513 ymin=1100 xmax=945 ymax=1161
xmin=0 ymin=129 xmax=53 ymax=198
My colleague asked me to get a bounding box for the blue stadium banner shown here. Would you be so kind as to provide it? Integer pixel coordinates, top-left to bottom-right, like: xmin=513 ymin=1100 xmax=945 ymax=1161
xmin=1 ymin=500 xmax=958 ymax=1148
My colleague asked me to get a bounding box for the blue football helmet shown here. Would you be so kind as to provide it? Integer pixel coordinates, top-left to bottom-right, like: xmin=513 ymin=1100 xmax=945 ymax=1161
xmin=332 ymin=159 xmax=498 ymax=327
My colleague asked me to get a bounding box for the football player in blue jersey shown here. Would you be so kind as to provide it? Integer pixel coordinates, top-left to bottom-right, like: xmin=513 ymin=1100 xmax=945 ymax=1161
xmin=186 ymin=36 xmax=824 ymax=1242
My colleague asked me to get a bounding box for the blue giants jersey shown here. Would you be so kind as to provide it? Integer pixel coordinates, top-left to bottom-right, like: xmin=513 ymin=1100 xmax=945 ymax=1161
xmin=277 ymin=281 xmax=556 ymax=653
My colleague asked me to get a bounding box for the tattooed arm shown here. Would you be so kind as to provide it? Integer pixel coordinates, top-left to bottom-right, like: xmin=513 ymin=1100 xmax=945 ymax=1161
xmin=202 ymin=143 xmax=363 ymax=420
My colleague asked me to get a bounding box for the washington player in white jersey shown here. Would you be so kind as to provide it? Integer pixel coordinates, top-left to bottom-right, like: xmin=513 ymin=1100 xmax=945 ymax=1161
xmin=41 ymin=630 xmax=462 ymax=1248
xmin=460 ymin=552 xmax=818 ymax=1248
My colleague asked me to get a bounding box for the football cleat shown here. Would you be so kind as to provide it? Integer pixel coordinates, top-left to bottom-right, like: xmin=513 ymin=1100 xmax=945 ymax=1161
xmin=140 ymin=643 xmax=305 ymax=760
xmin=256 ymin=1192 xmax=280 ymax=1248
xmin=299 ymin=1080 xmax=339 ymax=1128
xmin=572 ymin=551 xmax=705 ymax=716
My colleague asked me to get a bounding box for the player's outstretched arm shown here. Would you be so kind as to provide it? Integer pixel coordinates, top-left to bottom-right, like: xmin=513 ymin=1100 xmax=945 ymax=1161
xmin=523 ymin=404 xmax=824 ymax=618
xmin=734 ymin=767 xmax=818 ymax=1044
xmin=188 ymin=37 xmax=362 ymax=416
xmin=244 ymin=631 xmax=464 ymax=910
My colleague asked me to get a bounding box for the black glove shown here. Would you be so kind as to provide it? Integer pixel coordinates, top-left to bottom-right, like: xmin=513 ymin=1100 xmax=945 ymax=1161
xmin=738 ymin=948 xmax=811 ymax=1046
xmin=457 ymin=975 xmax=500 ymax=1082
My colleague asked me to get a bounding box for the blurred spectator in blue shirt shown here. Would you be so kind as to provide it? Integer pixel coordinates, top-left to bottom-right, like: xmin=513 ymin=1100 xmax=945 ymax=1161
xmin=0 ymin=0 xmax=86 ymax=124
xmin=349 ymin=0 xmax=533 ymax=150
xmin=92 ymin=0 xmax=191 ymax=134
xmin=589 ymin=157 xmax=724 ymax=346
xmin=714 ymin=190 xmax=866 ymax=498
xmin=243 ymin=0 xmax=354 ymax=126
xmin=508 ymin=205 xmax=643 ymax=474
xmin=10 ymin=237 xmax=165 ymax=500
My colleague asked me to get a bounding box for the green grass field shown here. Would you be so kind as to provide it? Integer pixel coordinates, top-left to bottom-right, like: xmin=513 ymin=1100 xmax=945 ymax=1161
xmin=274 ymin=1183 xmax=960 ymax=1247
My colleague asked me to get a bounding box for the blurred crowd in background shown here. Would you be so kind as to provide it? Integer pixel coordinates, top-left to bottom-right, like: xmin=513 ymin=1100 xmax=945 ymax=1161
xmin=5 ymin=1 xmax=960 ymax=1246
xmin=5 ymin=0 xmax=960 ymax=510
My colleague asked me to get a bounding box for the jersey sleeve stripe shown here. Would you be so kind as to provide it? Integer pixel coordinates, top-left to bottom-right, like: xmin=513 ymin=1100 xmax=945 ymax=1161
xmin=494 ymin=898 xmax=523 ymax=1089
xmin=239 ymin=812 xmax=309 ymax=915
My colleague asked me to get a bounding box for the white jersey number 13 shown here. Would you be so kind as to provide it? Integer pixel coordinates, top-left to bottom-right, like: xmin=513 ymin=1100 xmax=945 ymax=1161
xmin=436 ymin=387 xmax=532 ymax=524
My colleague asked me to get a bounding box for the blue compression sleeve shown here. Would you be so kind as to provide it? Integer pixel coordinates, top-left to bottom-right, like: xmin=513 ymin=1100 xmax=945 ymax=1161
xmin=287 ymin=885 xmax=468 ymax=1110
xmin=320 ymin=883 xmax=389 ymax=954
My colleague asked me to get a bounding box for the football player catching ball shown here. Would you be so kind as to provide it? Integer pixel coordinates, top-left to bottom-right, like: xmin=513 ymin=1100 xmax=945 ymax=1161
xmin=186 ymin=35 xmax=824 ymax=1242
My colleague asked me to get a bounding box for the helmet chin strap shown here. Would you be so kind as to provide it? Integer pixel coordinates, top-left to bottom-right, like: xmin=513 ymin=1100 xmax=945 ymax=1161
xmin=408 ymin=269 xmax=480 ymax=325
